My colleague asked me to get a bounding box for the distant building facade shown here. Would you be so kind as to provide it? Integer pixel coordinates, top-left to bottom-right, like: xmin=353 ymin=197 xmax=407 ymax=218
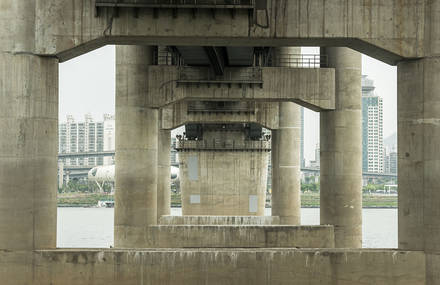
xmin=362 ymin=75 xmax=384 ymax=173
xmin=59 ymin=114 xmax=115 ymax=166
xmin=384 ymin=148 xmax=397 ymax=175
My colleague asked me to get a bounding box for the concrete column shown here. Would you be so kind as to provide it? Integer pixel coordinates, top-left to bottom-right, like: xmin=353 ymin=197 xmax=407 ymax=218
xmin=320 ymin=47 xmax=362 ymax=248
xmin=271 ymin=103 xmax=301 ymax=225
xmin=115 ymin=46 xmax=158 ymax=248
xmin=0 ymin=1 xmax=58 ymax=251
xmin=271 ymin=47 xmax=301 ymax=225
xmin=157 ymin=129 xmax=171 ymax=221
xmin=398 ymin=57 xmax=440 ymax=284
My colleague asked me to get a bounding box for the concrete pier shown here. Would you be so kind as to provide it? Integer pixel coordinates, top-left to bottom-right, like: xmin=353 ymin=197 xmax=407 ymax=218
xmin=115 ymin=46 xmax=158 ymax=248
xmin=157 ymin=129 xmax=171 ymax=221
xmin=0 ymin=1 xmax=58 ymax=250
xmin=178 ymin=124 xmax=269 ymax=216
xmin=271 ymin=47 xmax=302 ymax=225
xmin=0 ymin=54 xmax=58 ymax=251
xmin=272 ymin=103 xmax=301 ymax=225
xmin=398 ymin=57 xmax=440 ymax=284
xmin=320 ymin=47 xmax=363 ymax=248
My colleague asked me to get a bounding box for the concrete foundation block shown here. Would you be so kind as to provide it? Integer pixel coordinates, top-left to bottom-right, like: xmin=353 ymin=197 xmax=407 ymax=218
xmin=0 ymin=249 xmax=426 ymax=285
xmin=145 ymin=225 xmax=335 ymax=248
xmin=159 ymin=215 xmax=281 ymax=225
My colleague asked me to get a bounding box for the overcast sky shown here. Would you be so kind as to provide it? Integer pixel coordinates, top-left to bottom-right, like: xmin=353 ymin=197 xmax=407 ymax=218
xmin=59 ymin=45 xmax=397 ymax=162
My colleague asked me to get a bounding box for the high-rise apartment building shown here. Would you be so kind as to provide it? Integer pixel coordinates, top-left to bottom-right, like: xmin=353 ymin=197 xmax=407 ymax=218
xmin=59 ymin=114 xmax=114 ymax=166
xmin=362 ymin=75 xmax=384 ymax=173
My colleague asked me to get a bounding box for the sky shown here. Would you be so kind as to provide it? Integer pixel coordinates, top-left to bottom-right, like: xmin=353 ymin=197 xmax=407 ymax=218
xmin=59 ymin=45 xmax=397 ymax=162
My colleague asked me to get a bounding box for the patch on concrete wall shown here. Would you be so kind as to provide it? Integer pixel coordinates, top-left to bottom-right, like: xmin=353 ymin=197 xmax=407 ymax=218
xmin=188 ymin=155 xmax=198 ymax=181
xmin=249 ymin=195 xmax=258 ymax=213
xmin=190 ymin=194 xmax=200 ymax=204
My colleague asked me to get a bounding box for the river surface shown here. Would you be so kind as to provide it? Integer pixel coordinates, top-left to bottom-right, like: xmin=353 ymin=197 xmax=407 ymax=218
xmin=57 ymin=208 xmax=397 ymax=248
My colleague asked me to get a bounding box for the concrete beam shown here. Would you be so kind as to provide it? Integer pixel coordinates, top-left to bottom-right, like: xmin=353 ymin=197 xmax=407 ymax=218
xmin=30 ymin=1 xmax=430 ymax=63
xmin=0 ymin=249 xmax=426 ymax=284
xmin=147 ymin=66 xmax=335 ymax=110
xmin=161 ymin=101 xmax=280 ymax=130
xmin=159 ymin=216 xmax=280 ymax=225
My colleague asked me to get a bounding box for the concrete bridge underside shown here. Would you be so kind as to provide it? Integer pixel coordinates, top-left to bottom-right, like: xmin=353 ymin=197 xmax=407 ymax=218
xmin=1 ymin=0 xmax=440 ymax=284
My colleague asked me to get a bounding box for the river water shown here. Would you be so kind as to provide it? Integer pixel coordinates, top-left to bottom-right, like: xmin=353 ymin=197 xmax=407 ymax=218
xmin=57 ymin=208 xmax=397 ymax=248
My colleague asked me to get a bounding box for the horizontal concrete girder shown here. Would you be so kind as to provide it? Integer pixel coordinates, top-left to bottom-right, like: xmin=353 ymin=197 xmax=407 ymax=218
xmin=149 ymin=66 xmax=334 ymax=110
xmin=0 ymin=249 xmax=426 ymax=284
xmin=160 ymin=101 xmax=280 ymax=130
xmin=26 ymin=0 xmax=433 ymax=63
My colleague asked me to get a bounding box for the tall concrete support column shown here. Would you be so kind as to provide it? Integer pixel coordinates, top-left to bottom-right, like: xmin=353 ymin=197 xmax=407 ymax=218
xmin=398 ymin=57 xmax=440 ymax=284
xmin=115 ymin=46 xmax=158 ymax=248
xmin=271 ymin=47 xmax=301 ymax=225
xmin=157 ymin=129 xmax=171 ymax=221
xmin=320 ymin=47 xmax=362 ymax=248
xmin=271 ymin=103 xmax=301 ymax=225
xmin=0 ymin=1 xmax=58 ymax=250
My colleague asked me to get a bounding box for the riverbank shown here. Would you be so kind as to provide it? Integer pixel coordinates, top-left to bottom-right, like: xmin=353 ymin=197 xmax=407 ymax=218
xmin=58 ymin=192 xmax=397 ymax=208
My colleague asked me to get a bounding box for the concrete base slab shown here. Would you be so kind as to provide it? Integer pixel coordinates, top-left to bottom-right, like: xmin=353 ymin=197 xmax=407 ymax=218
xmin=159 ymin=215 xmax=280 ymax=225
xmin=0 ymin=249 xmax=425 ymax=285
xmin=143 ymin=225 xmax=334 ymax=248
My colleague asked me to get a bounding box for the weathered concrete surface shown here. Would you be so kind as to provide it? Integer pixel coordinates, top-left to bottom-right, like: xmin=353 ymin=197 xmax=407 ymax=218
xmin=0 ymin=0 xmax=58 ymax=250
xmin=157 ymin=129 xmax=171 ymax=221
xmin=32 ymin=1 xmax=429 ymax=62
xmin=179 ymin=133 xmax=269 ymax=216
xmin=159 ymin=216 xmax=280 ymax=225
xmin=161 ymin=101 xmax=280 ymax=130
xmin=0 ymin=53 xmax=58 ymax=251
xmin=0 ymin=249 xmax=426 ymax=285
xmin=397 ymin=56 xmax=440 ymax=284
xmin=147 ymin=66 xmax=335 ymax=109
xmin=144 ymin=225 xmax=334 ymax=248
xmin=272 ymin=102 xmax=302 ymax=225
xmin=271 ymin=47 xmax=302 ymax=226
xmin=115 ymin=46 xmax=158 ymax=247
xmin=320 ymin=47 xmax=362 ymax=248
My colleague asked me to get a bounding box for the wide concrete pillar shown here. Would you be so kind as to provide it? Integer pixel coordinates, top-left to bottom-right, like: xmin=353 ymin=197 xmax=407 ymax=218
xmin=398 ymin=57 xmax=440 ymax=284
xmin=271 ymin=47 xmax=301 ymax=225
xmin=0 ymin=1 xmax=58 ymax=251
xmin=320 ymin=47 xmax=362 ymax=248
xmin=157 ymin=129 xmax=171 ymax=221
xmin=115 ymin=46 xmax=158 ymax=248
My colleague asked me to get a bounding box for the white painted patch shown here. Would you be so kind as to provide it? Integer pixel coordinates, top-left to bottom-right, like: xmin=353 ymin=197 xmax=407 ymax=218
xmin=190 ymin=194 xmax=200 ymax=204
xmin=249 ymin=195 xmax=258 ymax=213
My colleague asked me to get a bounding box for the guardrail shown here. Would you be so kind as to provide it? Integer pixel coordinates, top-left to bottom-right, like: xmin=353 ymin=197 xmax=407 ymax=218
xmin=95 ymin=0 xmax=255 ymax=9
xmin=176 ymin=139 xmax=271 ymax=151
xmin=269 ymin=54 xmax=328 ymax=68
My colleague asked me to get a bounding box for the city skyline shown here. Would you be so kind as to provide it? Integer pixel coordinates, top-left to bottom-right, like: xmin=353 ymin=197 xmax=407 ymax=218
xmin=59 ymin=46 xmax=397 ymax=162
